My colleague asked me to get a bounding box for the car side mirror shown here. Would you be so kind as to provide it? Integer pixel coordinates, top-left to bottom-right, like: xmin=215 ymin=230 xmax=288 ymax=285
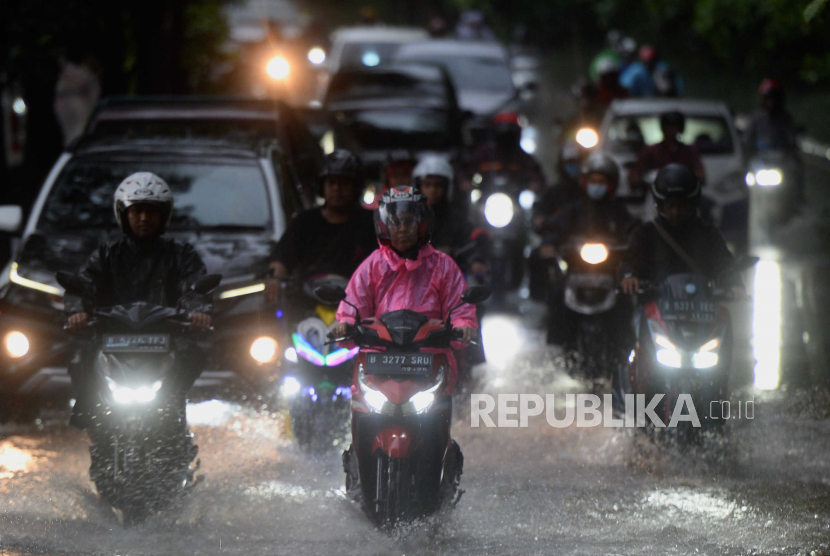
xmin=314 ymin=284 xmax=347 ymax=304
xmin=193 ymin=274 xmax=222 ymax=294
xmin=0 ymin=206 xmax=23 ymax=233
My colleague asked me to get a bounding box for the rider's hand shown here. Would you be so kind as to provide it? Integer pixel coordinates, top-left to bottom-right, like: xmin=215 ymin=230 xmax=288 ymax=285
xmin=455 ymin=326 xmax=478 ymax=344
xmin=621 ymin=276 xmax=640 ymax=295
xmin=332 ymin=322 xmax=352 ymax=338
xmin=471 ymin=261 xmax=488 ymax=277
xmin=540 ymin=244 xmax=557 ymax=260
xmin=191 ymin=313 xmax=212 ymax=331
xmin=68 ymin=312 xmax=89 ymax=330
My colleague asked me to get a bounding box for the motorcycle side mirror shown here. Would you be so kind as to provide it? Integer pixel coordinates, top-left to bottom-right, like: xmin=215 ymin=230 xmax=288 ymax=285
xmin=446 ymin=286 xmax=491 ymax=325
xmin=314 ymin=285 xmax=347 ymax=304
xmin=461 ymin=285 xmax=492 ymax=305
xmin=733 ymin=255 xmax=760 ymax=272
xmin=315 ymin=285 xmax=362 ymax=323
xmin=56 ymin=271 xmax=89 ymax=297
xmin=193 ymin=274 xmax=222 ymax=295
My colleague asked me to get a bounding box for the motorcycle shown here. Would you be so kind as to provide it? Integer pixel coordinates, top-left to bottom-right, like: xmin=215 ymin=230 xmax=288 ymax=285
xmin=616 ymin=257 xmax=756 ymax=445
xmin=553 ymin=236 xmax=627 ymax=381
xmin=57 ymin=271 xmax=221 ymax=526
xmin=278 ymin=275 xmax=356 ymax=451
xmin=468 ymin=163 xmax=529 ymax=299
xmin=317 ymin=284 xmax=491 ymax=528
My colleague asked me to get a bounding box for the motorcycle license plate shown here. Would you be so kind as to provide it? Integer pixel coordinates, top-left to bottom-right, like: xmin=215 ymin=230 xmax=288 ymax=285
xmin=660 ymin=301 xmax=717 ymax=322
xmin=103 ymin=334 xmax=170 ymax=353
xmin=364 ymin=353 xmax=433 ymax=376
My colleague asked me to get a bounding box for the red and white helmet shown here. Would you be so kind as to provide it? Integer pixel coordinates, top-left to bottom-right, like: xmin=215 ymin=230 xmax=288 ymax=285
xmin=374 ymin=186 xmax=433 ymax=246
xmin=113 ymin=172 xmax=174 ymax=233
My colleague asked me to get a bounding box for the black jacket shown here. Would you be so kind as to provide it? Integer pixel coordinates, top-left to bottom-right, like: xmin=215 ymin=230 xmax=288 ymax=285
xmin=624 ymin=216 xmax=741 ymax=287
xmin=64 ymin=235 xmax=211 ymax=315
xmin=542 ymin=197 xmax=638 ymax=248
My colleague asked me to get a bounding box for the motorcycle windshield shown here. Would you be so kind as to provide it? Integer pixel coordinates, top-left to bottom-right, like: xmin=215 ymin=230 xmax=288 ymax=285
xmin=96 ymin=302 xmax=180 ymax=328
xmin=378 ymin=310 xmax=429 ymax=346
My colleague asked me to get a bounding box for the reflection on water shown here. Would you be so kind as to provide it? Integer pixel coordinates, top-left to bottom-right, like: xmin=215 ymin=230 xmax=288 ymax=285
xmin=753 ymin=260 xmax=782 ymax=390
xmin=186 ymin=399 xmax=240 ymax=427
xmin=646 ymin=488 xmax=743 ymax=520
xmin=0 ymin=442 xmax=34 ymax=479
xmin=481 ymin=315 xmax=523 ymax=369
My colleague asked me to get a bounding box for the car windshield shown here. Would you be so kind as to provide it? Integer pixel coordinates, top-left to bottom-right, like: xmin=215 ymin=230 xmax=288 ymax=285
xmin=88 ymin=119 xmax=280 ymax=143
xmin=606 ymin=114 xmax=734 ymax=155
xmin=38 ymin=157 xmax=271 ymax=233
xmin=340 ymin=43 xmax=404 ymax=69
xmin=397 ymin=54 xmax=514 ymax=93
xmin=335 ymin=108 xmax=452 ymax=150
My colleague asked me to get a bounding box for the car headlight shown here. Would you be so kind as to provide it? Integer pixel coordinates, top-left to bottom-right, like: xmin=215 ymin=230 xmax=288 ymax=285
xmin=484 ymin=193 xmax=514 ymax=228
xmin=266 ymin=56 xmax=290 ymax=80
xmin=5 ymin=331 xmax=29 ymax=358
xmin=307 ymin=47 xmax=326 ymax=65
xmin=106 ymin=377 xmax=163 ymax=405
xmin=407 ymin=366 xmax=444 ymax=414
xmin=251 ymin=337 xmax=278 ymax=364
xmin=747 ymin=168 xmax=782 ymax=187
xmin=358 ymin=363 xmax=389 ymax=413
xmin=580 ymin=243 xmax=608 ymax=264
xmin=576 ymin=127 xmax=599 ymax=149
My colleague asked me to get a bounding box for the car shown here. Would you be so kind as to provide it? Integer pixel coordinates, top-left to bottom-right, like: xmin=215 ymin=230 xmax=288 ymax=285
xmin=318 ymin=26 xmax=429 ymax=100
xmin=597 ymin=98 xmax=748 ymax=246
xmin=0 ymin=136 xmax=300 ymax=409
xmin=394 ymin=39 xmax=523 ymax=116
xmin=84 ymin=96 xmax=325 ymax=209
xmin=323 ymin=63 xmax=466 ymax=192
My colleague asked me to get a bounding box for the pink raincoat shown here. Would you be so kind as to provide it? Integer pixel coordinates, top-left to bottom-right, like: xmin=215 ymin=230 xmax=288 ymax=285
xmin=336 ymin=243 xmax=477 ymax=393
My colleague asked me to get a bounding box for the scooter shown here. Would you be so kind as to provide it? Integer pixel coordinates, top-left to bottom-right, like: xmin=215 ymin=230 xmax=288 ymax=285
xmin=554 ymin=236 xmax=627 ymax=381
xmin=616 ymin=257 xmax=756 ymax=445
xmin=317 ymin=284 xmax=491 ymax=528
xmin=279 ymin=274 xmax=356 ymax=451
xmin=58 ymin=271 xmax=221 ymax=525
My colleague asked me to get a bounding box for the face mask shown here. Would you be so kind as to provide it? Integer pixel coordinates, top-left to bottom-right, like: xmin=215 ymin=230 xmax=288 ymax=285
xmin=586 ymin=183 xmax=608 ymax=200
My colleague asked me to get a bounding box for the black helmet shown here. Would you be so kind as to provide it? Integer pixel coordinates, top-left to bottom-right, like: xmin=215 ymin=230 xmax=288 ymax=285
xmin=581 ymin=152 xmax=620 ymax=188
xmin=659 ymin=111 xmax=686 ymax=133
xmin=652 ymin=163 xmax=700 ymax=203
xmin=374 ymin=186 xmax=433 ymax=246
xmin=319 ymin=149 xmax=362 ymax=183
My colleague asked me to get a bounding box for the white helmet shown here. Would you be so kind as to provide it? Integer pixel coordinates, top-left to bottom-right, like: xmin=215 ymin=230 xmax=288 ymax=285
xmin=412 ymin=156 xmax=455 ymax=202
xmin=113 ymin=172 xmax=174 ymax=233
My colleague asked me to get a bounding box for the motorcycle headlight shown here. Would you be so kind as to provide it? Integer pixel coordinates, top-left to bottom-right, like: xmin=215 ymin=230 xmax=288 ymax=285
xmin=656 ymin=349 xmax=682 ymax=368
xmin=576 ymin=127 xmax=599 ymax=149
xmin=519 ymin=190 xmax=536 ymax=210
xmin=358 ymin=363 xmax=389 ymax=413
xmin=5 ymin=331 xmax=29 ymax=358
xmin=407 ymin=366 xmax=445 ymax=414
xmin=251 ymin=337 xmax=278 ymax=364
xmin=106 ymin=377 xmax=163 ymax=405
xmin=266 ymin=56 xmax=290 ymax=80
xmin=692 ymin=338 xmax=720 ymax=369
xmin=470 ymin=189 xmax=483 ymax=203
xmin=747 ymin=168 xmax=782 ymax=187
xmin=280 ymin=375 xmax=301 ymax=398
xmin=580 ymin=243 xmax=608 ymax=264
xmin=484 ymin=193 xmax=514 ymax=228
xmin=307 ymin=47 xmax=326 ymax=65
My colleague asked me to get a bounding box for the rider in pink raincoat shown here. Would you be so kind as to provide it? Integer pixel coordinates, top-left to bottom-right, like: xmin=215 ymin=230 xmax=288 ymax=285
xmin=333 ymin=186 xmax=478 ymax=393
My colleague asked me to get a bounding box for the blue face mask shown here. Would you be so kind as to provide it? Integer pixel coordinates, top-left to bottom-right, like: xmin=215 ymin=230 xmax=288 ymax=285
xmin=586 ymin=183 xmax=608 ymax=200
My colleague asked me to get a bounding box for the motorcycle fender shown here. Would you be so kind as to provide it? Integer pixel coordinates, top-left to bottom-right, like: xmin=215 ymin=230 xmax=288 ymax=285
xmin=372 ymin=426 xmax=416 ymax=458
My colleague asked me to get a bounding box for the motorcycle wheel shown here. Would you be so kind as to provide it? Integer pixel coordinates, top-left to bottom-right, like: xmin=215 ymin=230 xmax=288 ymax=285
xmin=89 ymin=423 xmax=198 ymax=526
